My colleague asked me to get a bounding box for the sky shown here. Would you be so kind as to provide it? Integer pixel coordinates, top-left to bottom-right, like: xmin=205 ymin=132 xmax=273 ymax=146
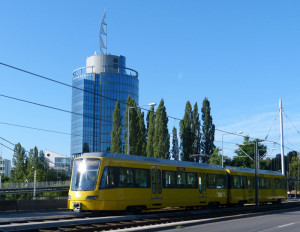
xmin=0 ymin=0 xmax=300 ymax=162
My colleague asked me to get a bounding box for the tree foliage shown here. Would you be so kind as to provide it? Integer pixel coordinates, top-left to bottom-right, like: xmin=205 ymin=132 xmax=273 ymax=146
xmin=124 ymin=96 xmax=138 ymax=155
xmin=232 ymin=136 xmax=267 ymax=168
xmin=110 ymin=100 xmax=122 ymax=153
xmin=153 ymin=99 xmax=170 ymax=159
xmin=209 ymin=148 xmax=222 ymax=165
xmin=137 ymin=109 xmax=147 ymax=156
xmin=201 ymin=97 xmax=215 ymax=163
xmin=192 ymin=102 xmax=201 ymax=162
xmin=180 ymin=101 xmax=193 ymax=161
xmin=10 ymin=143 xmax=68 ymax=184
xmin=12 ymin=143 xmax=28 ymax=182
xmin=146 ymin=106 xmax=155 ymax=157
xmin=171 ymin=127 xmax=179 ymax=160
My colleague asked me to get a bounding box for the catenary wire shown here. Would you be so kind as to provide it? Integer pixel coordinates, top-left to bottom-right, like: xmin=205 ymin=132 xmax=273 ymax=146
xmin=0 ymin=62 xmax=181 ymax=121
xmin=1 ymin=62 xmax=299 ymax=152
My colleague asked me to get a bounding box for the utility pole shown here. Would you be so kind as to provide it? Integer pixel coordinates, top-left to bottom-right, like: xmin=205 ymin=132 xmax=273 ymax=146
xmin=254 ymin=141 xmax=259 ymax=206
xmin=279 ymin=99 xmax=285 ymax=175
xmin=33 ymin=167 xmax=36 ymax=200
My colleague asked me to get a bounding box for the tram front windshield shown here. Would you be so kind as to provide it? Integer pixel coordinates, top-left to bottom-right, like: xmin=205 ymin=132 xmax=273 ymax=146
xmin=71 ymin=158 xmax=101 ymax=191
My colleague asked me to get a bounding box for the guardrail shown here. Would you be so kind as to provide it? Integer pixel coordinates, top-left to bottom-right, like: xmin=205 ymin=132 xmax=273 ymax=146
xmin=0 ymin=181 xmax=70 ymax=189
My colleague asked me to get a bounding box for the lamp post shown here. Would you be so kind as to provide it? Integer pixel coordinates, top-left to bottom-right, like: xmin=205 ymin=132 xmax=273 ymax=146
xmin=127 ymin=102 xmax=156 ymax=155
xmin=32 ymin=167 xmax=36 ymax=200
xmin=222 ymin=131 xmax=243 ymax=168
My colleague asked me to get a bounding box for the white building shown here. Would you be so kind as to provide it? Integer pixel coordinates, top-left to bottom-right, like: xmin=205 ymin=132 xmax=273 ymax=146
xmin=0 ymin=157 xmax=11 ymax=178
xmin=44 ymin=150 xmax=71 ymax=172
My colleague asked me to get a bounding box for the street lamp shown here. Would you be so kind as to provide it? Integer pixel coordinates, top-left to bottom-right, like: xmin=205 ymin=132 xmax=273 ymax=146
xmin=222 ymin=131 xmax=243 ymax=168
xmin=127 ymin=102 xmax=156 ymax=154
xmin=32 ymin=167 xmax=36 ymax=200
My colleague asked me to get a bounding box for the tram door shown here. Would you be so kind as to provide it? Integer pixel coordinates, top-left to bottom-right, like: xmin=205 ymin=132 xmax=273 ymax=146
xmin=198 ymin=172 xmax=207 ymax=203
xmin=151 ymin=166 xmax=163 ymax=206
xmin=271 ymin=178 xmax=276 ymax=195
xmin=248 ymin=176 xmax=254 ymax=201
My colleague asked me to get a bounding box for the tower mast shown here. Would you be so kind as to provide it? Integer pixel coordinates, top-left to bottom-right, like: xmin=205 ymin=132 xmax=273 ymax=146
xmin=99 ymin=10 xmax=107 ymax=54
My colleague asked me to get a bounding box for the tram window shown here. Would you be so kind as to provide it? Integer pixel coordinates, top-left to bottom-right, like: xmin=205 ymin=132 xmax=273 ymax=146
xmin=187 ymin=172 xmax=197 ymax=188
xmin=275 ymin=178 xmax=285 ymax=189
xmin=241 ymin=176 xmax=247 ymax=189
xmin=259 ymin=177 xmax=266 ymax=189
xmin=163 ymin=171 xmax=176 ymax=188
xmin=216 ymin=175 xmax=225 ymax=189
xmin=176 ymin=172 xmax=186 ymax=188
xmin=157 ymin=170 xmax=162 ymax=194
xmin=152 ymin=169 xmax=156 ymax=194
xmin=232 ymin=176 xmax=241 ymax=189
xmin=119 ymin=168 xmax=133 ymax=188
xmin=134 ymin=169 xmax=150 ymax=188
xmin=199 ymin=174 xmax=202 ymax=193
xmin=202 ymin=173 xmax=206 ymax=193
xmin=265 ymin=178 xmax=270 ymax=189
xmin=207 ymin=174 xmax=216 ymax=189
xmin=99 ymin=166 xmax=116 ymax=189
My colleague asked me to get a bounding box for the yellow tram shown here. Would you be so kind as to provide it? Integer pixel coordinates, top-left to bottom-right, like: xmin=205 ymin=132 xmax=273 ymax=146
xmin=68 ymin=152 xmax=287 ymax=212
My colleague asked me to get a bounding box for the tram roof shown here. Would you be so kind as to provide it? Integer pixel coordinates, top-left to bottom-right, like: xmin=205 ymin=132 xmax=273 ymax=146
xmin=226 ymin=166 xmax=284 ymax=176
xmin=81 ymin=152 xmax=225 ymax=171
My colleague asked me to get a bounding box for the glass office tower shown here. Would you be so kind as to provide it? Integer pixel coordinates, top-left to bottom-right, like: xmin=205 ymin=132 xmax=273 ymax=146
xmin=71 ymin=54 xmax=139 ymax=157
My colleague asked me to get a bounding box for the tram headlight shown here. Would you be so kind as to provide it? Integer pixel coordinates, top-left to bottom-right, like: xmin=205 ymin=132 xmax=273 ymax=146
xmin=86 ymin=196 xmax=98 ymax=200
xmin=68 ymin=195 xmax=71 ymax=200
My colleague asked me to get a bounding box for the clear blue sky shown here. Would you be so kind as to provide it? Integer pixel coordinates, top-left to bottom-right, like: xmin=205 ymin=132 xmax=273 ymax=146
xmin=0 ymin=0 xmax=300 ymax=161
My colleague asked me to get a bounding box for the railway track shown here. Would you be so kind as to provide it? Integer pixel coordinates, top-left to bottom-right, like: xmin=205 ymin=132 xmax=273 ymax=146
xmin=1 ymin=202 xmax=300 ymax=232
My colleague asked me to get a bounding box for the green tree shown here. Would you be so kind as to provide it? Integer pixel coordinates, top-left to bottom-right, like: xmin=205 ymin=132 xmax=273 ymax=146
xmin=192 ymin=102 xmax=201 ymax=162
xmin=209 ymin=148 xmax=222 ymax=165
xmin=180 ymin=101 xmax=193 ymax=161
xmin=12 ymin=143 xmax=28 ymax=182
xmin=232 ymin=136 xmax=267 ymax=168
xmin=146 ymin=106 xmax=155 ymax=157
xmin=153 ymin=99 xmax=170 ymax=159
xmin=124 ymin=96 xmax=138 ymax=155
xmin=289 ymin=154 xmax=300 ymax=191
xmin=171 ymin=127 xmax=179 ymax=160
xmin=137 ymin=109 xmax=147 ymax=156
xmin=110 ymin=101 xmax=122 ymax=153
xmin=201 ymin=97 xmax=215 ymax=163
xmin=27 ymin=147 xmax=49 ymax=182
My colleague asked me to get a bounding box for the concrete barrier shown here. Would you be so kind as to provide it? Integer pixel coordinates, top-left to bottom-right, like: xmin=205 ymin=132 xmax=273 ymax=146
xmin=0 ymin=199 xmax=67 ymax=211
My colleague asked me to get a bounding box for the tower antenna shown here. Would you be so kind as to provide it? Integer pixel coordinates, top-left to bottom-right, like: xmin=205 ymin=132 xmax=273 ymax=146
xmin=99 ymin=10 xmax=107 ymax=54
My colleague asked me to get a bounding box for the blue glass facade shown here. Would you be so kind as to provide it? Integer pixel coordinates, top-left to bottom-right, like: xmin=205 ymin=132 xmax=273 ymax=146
xmin=71 ymin=55 xmax=139 ymax=157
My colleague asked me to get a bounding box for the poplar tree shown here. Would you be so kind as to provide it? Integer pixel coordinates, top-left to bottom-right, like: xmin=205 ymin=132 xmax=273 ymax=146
xmin=201 ymin=97 xmax=215 ymax=163
xmin=110 ymin=101 xmax=122 ymax=153
xmin=180 ymin=101 xmax=193 ymax=161
xmin=192 ymin=102 xmax=201 ymax=162
xmin=137 ymin=109 xmax=147 ymax=156
xmin=12 ymin=143 xmax=28 ymax=182
xmin=146 ymin=106 xmax=155 ymax=157
xmin=27 ymin=147 xmax=48 ymax=182
xmin=153 ymin=99 xmax=170 ymax=159
xmin=124 ymin=96 xmax=138 ymax=155
xmin=171 ymin=127 xmax=179 ymax=160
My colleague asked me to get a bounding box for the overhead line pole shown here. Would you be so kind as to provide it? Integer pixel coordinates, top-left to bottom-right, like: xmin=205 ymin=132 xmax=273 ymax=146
xmin=254 ymin=141 xmax=259 ymax=206
xmin=279 ymin=98 xmax=285 ymax=176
